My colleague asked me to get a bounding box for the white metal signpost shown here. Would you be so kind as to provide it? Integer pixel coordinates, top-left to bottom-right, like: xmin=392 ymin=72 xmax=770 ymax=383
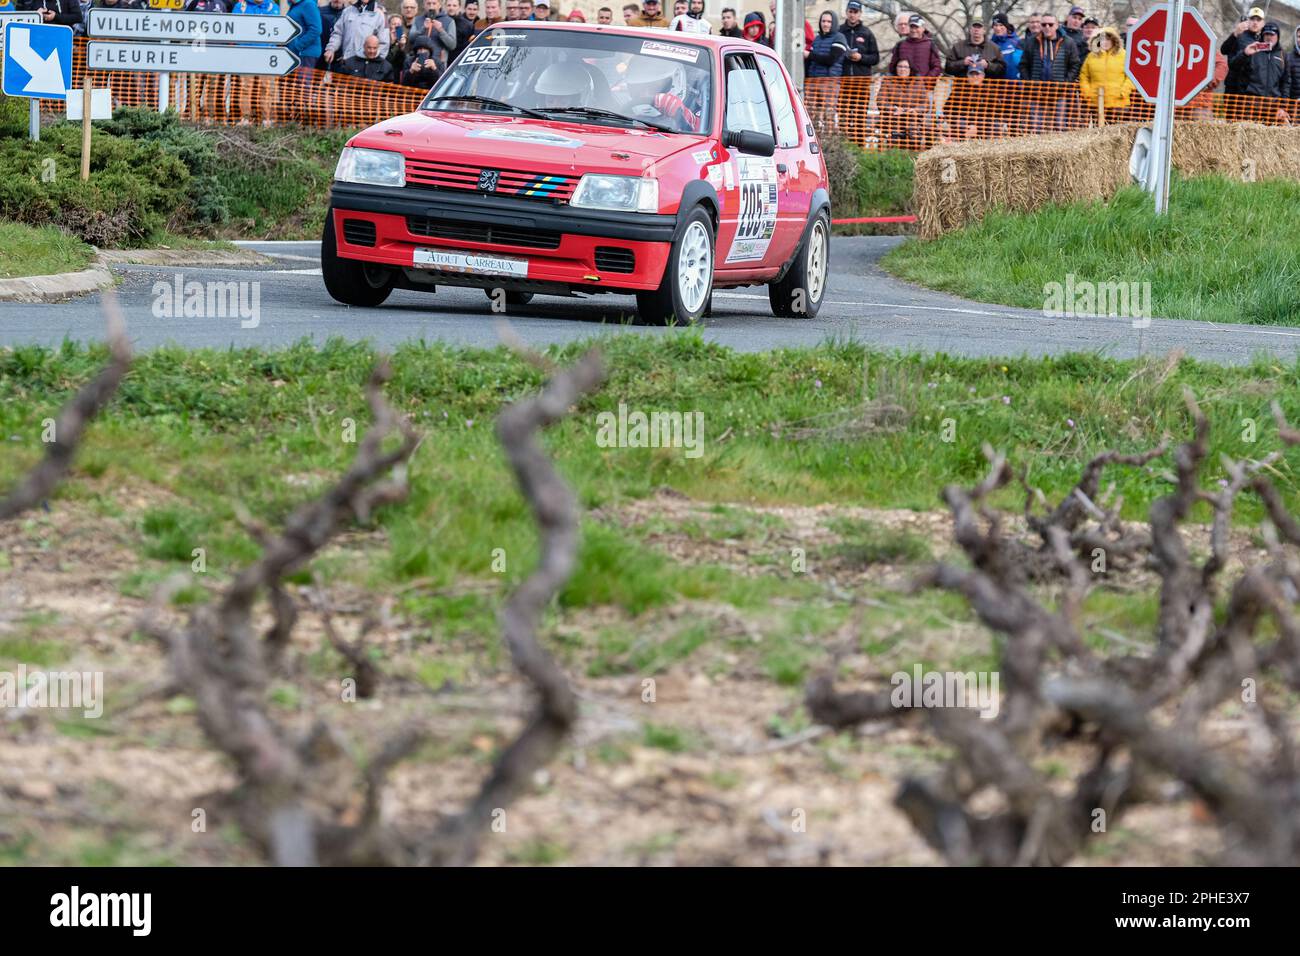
xmin=1125 ymin=2 xmax=1217 ymax=213
xmin=85 ymin=7 xmax=301 ymax=110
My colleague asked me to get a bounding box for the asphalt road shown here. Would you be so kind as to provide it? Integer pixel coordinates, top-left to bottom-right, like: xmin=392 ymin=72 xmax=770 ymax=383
xmin=3 ymin=236 xmax=1298 ymax=364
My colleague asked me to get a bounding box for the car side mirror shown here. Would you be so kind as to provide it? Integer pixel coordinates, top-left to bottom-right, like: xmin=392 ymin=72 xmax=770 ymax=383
xmin=723 ymin=129 xmax=776 ymax=157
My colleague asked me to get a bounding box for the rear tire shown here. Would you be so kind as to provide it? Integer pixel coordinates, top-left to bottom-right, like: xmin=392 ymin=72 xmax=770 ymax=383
xmin=769 ymin=211 xmax=830 ymax=318
xmin=321 ymin=213 xmax=395 ymax=307
xmin=636 ymin=206 xmax=714 ymax=325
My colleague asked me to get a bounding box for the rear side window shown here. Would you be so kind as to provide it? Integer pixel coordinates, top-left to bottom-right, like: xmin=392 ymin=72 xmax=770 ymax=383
xmin=756 ymin=56 xmax=799 ymax=148
xmin=723 ymin=54 xmax=774 ymax=139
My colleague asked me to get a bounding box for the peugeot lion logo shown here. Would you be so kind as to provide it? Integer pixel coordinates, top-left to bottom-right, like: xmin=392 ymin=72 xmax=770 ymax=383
xmin=477 ymin=169 xmax=500 ymax=192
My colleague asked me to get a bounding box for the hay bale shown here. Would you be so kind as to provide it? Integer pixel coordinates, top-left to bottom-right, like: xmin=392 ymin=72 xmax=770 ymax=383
xmin=911 ymin=119 xmax=1300 ymax=238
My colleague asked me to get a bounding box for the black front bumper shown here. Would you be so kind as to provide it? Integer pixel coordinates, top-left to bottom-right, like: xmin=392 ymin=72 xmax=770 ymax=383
xmin=329 ymin=182 xmax=679 ymax=244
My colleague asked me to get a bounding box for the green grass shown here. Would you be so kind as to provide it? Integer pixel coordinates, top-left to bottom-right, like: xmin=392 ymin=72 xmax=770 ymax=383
xmin=2 ymin=334 xmax=1299 ymax=627
xmin=0 ymin=221 xmax=95 ymax=279
xmin=825 ymin=518 xmax=932 ymax=567
xmin=822 ymin=141 xmax=914 ymax=235
xmin=883 ymin=175 xmax=1300 ymax=325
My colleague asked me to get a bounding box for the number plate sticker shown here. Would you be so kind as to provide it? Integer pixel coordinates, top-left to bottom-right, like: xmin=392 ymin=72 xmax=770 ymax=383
xmin=725 ymin=157 xmax=778 ymax=263
xmin=413 ymin=248 xmax=529 ymax=277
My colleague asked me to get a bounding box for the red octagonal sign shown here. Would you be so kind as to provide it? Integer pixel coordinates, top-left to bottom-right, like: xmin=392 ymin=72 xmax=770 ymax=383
xmin=1126 ymin=5 xmax=1217 ymax=106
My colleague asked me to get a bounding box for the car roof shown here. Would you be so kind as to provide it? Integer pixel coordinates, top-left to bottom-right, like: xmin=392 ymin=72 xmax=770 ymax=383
xmin=487 ymin=20 xmax=745 ymax=52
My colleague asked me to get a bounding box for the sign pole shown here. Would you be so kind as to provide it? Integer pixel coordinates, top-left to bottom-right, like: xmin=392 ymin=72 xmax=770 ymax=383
xmin=28 ymin=97 xmax=38 ymax=142
xmin=1149 ymin=0 xmax=1185 ymax=213
xmin=80 ymin=73 xmax=92 ymax=181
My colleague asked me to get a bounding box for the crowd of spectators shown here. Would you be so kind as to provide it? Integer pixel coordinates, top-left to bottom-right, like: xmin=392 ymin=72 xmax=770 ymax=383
xmin=798 ymin=3 xmax=1297 ymax=146
xmin=19 ymin=0 xmax=1300 ymax=138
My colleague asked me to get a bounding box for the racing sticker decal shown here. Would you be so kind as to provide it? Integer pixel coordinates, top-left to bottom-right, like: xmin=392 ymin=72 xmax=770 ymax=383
xmin=724 ymin=156 xmax=778 ymax=263
xmin=460 ymin=45 xmax=509 ymax=66
xmin=640 ymin=40 xmax=701 ymax=63
xmin=691 ymin=149 xmax=713 ymax=164
xmin=468 ymin=128 xmax=583 ymax=149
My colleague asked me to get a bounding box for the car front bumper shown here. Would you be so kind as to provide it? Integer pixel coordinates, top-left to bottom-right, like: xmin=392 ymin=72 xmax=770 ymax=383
xmin=329 ymin=182 xmax=676 ymax=293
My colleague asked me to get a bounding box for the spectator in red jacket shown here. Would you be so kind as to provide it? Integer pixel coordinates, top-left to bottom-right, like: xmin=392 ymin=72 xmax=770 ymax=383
xmin=888 ymin=14 xmax=942 ymax=76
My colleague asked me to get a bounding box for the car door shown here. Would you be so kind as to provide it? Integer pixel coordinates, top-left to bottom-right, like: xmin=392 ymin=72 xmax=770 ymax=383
xmin=754 ymin=53 xmax=811 ymax=265
xmin=716 ymin=51 xmax=784 ymax=274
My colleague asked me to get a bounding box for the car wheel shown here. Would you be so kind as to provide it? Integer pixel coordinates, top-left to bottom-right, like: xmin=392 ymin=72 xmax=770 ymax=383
xmin=485 ymin=288 xmax=534 ymax=309
xmin=636 ymin=206 xmax=713 ymax=325
xmin=321 ymin=213 xmax=395 ymax=307
xmin=768 ymin=211 xmax=830 ymax=318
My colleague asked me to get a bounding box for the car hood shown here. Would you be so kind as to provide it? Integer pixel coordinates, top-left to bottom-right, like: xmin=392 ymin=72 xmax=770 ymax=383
xmin=350 ymin=110 xmax=700 ymax=176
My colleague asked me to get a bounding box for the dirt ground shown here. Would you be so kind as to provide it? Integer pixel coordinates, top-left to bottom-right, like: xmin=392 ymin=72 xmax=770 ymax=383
xmin=0 ymin=487 xmax=1249 ymax=866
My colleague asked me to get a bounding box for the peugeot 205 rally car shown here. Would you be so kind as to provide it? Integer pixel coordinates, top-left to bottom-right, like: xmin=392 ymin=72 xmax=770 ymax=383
xmin=322 ymin=22 xmax=831 ymax=324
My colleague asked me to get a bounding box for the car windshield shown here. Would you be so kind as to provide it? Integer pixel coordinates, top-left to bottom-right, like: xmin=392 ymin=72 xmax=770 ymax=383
xmin=421 ymin=27 xmax=713 ymax=135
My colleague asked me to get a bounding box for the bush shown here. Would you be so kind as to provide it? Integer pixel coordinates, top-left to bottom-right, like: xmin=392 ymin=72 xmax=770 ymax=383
xmin=99 ymin=107 xmax=230 ymax=226
xmin=0 ymin=96 xmax=29 ymax=138
xmin=816 ymin=131 xmax=914 ymax=231
xmin=0 ymin=125 xmax=189 ymax=247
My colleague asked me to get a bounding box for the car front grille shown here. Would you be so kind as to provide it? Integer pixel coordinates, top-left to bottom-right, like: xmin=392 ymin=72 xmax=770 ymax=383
xmin=406 ymin=216 xmax=562 ymax=250
xmin=404 ymin=159 xmax=578 ymax=204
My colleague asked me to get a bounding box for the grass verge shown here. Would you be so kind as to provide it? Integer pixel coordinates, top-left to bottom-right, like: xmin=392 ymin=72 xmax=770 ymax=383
xmin=881 ymin=175 xmax=1300 ymax=325
xmin=2 ymin=333 xmax=1296 ymax=536
xmin=0 ymin=222 xmax=95 ymax=279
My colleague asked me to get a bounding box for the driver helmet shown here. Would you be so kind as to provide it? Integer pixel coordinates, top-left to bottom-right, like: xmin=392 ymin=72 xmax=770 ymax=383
xmin=534 ymin=62 xmax=594 ymax=109
xmin=623 ymin=55 xmax=683 ymax=103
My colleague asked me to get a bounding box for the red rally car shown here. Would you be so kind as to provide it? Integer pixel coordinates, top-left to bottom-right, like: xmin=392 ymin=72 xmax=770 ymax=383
xmin=322 ymin=22 xmax=831 ymax=324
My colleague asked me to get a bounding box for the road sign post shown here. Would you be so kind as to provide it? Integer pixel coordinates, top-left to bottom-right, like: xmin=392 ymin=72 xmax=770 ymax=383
xmin=2 ymin=21 xmax=74 ymax=142
xmin=81 ymin=74 xmax=92 ymax=181
xmin=1125 ymin=3 xmax=1217 ymax=213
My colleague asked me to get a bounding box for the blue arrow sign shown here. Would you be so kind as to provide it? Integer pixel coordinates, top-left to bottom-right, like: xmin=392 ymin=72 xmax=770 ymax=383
xmin=2 ymin=21 xmax=72 ymax=101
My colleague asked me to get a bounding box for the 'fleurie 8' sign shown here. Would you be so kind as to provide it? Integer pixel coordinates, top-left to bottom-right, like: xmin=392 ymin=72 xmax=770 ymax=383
xmin=1125 ymin=4 xmax=1217 ymax=106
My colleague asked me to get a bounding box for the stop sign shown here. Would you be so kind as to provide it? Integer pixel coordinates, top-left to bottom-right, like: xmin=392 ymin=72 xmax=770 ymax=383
xmin=1126 ymin=5 xmax=1217 ymax=105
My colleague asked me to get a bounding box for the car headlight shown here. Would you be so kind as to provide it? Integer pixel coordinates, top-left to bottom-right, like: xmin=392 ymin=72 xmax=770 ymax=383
xmin=334 ymin=147 xmax=406 ymax=188
xmin=570 ymin=174 xmax=658 ymax=213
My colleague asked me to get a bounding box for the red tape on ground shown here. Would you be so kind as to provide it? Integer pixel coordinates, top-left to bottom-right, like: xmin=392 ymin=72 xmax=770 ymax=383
xmin=830 ymin=215 xmax=918 ymax=224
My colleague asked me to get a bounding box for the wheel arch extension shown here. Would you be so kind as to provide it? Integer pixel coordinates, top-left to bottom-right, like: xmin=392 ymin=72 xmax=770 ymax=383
xmin=771 ymin=192 xmax=832 ymax=284
xmin=677 ymin=180 xmax=721 ymax=231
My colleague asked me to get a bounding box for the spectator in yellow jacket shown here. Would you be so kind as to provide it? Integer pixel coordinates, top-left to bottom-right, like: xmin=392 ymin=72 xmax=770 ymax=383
xmin=1079 ymin=26 xmax=1135 ymax=119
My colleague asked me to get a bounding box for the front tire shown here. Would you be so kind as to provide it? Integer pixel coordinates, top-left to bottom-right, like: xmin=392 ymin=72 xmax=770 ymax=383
xmin=321 ymin=213 xmax=395 ymax=307
xmin=636 ymin=206 xmax=714 ymax=325
xmin=769 ymin=211 xmax=830 ymax=318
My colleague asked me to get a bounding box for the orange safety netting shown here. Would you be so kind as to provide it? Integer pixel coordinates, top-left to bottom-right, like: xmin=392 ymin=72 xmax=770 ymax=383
xmin=42 ymin=38 xmax=1299 ymax=144
xmin=804 ymin=75 xmax=1297 ymax=152
xmin=42 ymin=37 xmax=425 ymax=129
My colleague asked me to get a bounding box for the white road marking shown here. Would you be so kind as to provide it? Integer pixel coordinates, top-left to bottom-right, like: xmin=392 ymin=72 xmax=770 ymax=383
xmin=232 ymin=239 xmax=321 ymax=247
xmin=269 ymin=268 xmax=324 ymax=275
xmin=714 ymin=291 xmax=1300 ymax=340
